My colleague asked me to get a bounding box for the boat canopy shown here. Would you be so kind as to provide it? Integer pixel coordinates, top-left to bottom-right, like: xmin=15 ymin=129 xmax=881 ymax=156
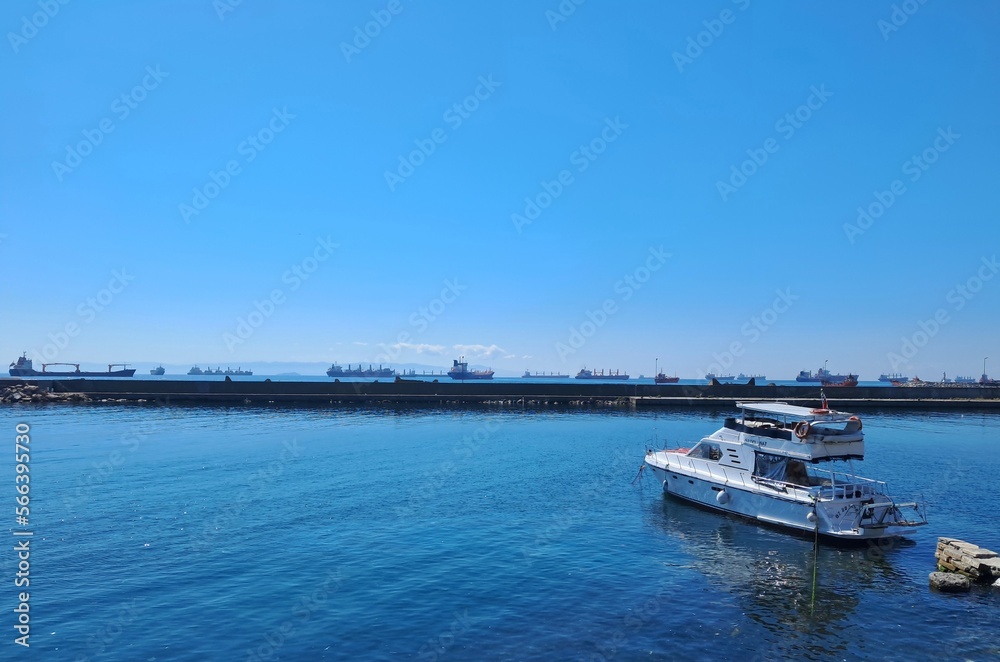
xmin=720 ymin=401 xmax=865 ymax=462
xmin=736 ymin=401 xmax=856 ymax=423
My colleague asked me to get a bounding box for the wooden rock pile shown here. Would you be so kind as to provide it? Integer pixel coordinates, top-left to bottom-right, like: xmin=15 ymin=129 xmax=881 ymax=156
xmin=931 ymin=538 xmax=1000 ymax=592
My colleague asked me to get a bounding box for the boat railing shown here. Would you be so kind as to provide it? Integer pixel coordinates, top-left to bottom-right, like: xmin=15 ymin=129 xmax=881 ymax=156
xmin=808 ymin=467 xmax=886 ymax=500
xmin=683 ymin=456 xmax=824 ymax=496
xmin=811 ymin=467 xmax=883 ymax=486
xmin=688 ymin=459 xmax=753 ymax=490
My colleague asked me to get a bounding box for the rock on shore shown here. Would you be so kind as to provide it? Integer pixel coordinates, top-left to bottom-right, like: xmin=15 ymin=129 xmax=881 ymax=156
xmin=932 ymin=537 xmax=1000 ymax=594
xmin=936 ymin=537 xmax=1000 ymax=581
xmin=929 ymin=571 xmax=971 ymax=593
xmin=0 ymin=383 xmax=90 ymax=404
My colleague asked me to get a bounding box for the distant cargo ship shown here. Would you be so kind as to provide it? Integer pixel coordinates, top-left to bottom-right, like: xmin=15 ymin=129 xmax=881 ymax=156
xmin=522 ymin=371 xmax=570 ymax=379
xmin=954 ymin=375 xmax=977 ymax=384
xmin=189 ymin=366 xmax=253 ymax=376
xmin=576 ymin=368 xmax=629 ymax=380
xmin=737 ymin=373 xmax=765 ymax=381
xmin=448 ymin=357 xmax=494 ymax=380
xmin=654 ymin=372 xmax=680 ymax=384
xmin=150 ymin=365 xmax=165 ymax=375
xmin=9 ymin=353 xmax=135 ymax=377
xmin=705 ymin=373 xmax=735 ymax=381
xmin=878 ymin=373 xmax=908 ymax=383
xmin=796 ymin=366 xmax=852 ymax=383
xmin=326 ymin=363 xmax=395 ymax=378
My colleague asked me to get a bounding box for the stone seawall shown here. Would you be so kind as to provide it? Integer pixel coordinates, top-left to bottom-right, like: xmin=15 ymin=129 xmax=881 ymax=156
xmin=2 ymin=378 xmax=999 ymax=410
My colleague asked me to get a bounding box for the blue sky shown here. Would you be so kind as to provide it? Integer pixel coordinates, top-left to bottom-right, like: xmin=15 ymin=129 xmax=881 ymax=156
xmin=2 ymin=0 xmax=998 ymax=379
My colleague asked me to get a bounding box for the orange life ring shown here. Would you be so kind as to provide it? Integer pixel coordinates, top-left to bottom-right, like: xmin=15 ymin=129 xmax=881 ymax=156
xmin=849 ymin=415 xmax=862 ymax=430
xmin=794 ymin=420 xmax=811 ymax=439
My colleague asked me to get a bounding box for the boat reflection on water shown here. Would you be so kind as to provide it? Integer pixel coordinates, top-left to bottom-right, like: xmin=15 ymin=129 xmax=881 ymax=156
xmin=643 ymin=494 xmax=914 ymax=653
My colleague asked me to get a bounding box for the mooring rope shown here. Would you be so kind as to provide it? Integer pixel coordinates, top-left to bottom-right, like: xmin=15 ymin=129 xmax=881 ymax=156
xmin=631 ymin=464 xmax=645 ymax=485
xmin=810 ymin=507 xmax=819 ymax=616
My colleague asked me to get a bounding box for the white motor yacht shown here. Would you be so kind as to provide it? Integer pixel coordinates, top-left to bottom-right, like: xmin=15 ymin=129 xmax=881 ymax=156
xmin=643 ymin=399 xmax=926 ymax=541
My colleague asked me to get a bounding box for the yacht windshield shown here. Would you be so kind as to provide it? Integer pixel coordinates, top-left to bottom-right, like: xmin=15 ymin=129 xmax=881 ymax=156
xmin=687 ymin=441 xmax=722 ymax=461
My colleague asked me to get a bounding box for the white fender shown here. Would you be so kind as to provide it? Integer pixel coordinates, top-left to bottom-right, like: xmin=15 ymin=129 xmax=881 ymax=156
xmin=716 ymin=490 xmax=730 ymax=505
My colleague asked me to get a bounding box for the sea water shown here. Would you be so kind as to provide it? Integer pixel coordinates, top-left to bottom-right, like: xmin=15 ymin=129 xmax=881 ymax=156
xmin=1 ymin=404 xmax=997 ymax=660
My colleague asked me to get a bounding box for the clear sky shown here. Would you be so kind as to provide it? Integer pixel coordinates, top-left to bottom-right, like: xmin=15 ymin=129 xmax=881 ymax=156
xmin=2 ymin=0 xmax=998 ymax=379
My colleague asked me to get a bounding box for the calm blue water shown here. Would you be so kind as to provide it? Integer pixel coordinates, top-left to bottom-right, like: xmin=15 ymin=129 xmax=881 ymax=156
xmin=1 ymin=405 xmax=997 ymax=660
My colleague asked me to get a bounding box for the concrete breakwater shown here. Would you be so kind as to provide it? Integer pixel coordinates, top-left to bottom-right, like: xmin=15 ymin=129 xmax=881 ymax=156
xmin=930 ymin=538 xmax=1000 ymax=593
xmin=2 ymin=377 xmax=1000 ymax=410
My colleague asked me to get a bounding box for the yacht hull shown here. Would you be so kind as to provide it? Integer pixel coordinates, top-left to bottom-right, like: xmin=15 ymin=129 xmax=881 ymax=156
xmin=645 ymin=461 xmax=914 ymax=542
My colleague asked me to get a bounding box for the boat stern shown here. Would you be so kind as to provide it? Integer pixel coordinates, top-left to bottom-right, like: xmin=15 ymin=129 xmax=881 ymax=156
xmin=815 ymin=492 xmax=927 ymax=539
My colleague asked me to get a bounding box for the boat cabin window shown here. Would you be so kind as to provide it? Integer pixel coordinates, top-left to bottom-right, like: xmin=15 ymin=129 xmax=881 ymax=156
xmin=754 ymin=452 xmax=787 ymax=481
xmin=688 ymin=442 xmax=722 ymax=461
xmin=753 ymin=453 xmax=812 ymax=486
xmin=785 ymin=461 xmax=809 ymax=486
